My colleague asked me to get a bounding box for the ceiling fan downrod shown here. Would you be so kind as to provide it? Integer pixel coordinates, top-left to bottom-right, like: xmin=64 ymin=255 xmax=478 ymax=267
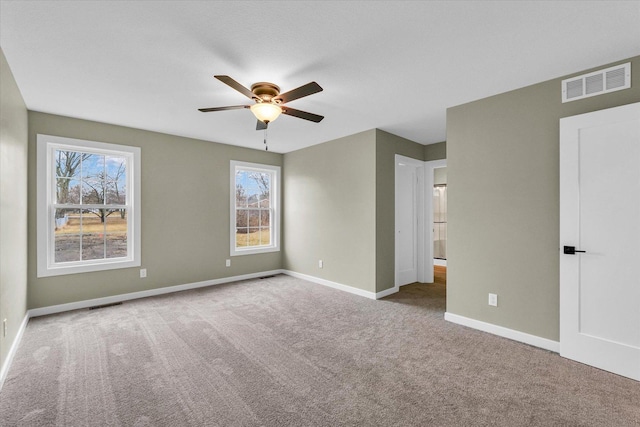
xmin=264 ymin=128 xmax=268 ymax=151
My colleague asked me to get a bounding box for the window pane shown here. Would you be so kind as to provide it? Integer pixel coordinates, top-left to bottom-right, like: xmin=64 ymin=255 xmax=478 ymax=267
xmin=55 ymin=150 xmax=82 ymax=180
xmin=55 ymin=208 xmax=80 ymax=232
xmin=105 ymin=156 xmax=127 ymax=204
xmin=82 ymin=153 xmax=104 ymax=179
xmin=81 ymin=210 xmax=105 ymax=260
xmin=248 ymin=210 xmax=260 ymax=227
xmin=54 ymin=208 xmax=81 ymax=262
xmin=247 ymin=195 xmax=259 ymax=208
xmin=56 ymin=178 xmax=68 ymax=203
xmin=82 ymin=209 xmax=107 ymax=233
xmin=236 ymin=193 xmax=247 ymax=208
xmin=82 ymin=181 xmax=104 ymax=204
xmin=235 ymin=171 xmax=248 ymax=208
xmin=55 ymin=234 xmax=81 ymax=263
xmin=259 ymin=227 xmax=271 ymax=246
xmin=236 ymin=170 xmax=255 ymax=208
xmin=106 ymin=210 xmax=127 ymax=258
xmin=70 ymin=179 xmax=81 ymax=204
xmin=255 ymin=172 xmax=270 ymax=208
xmin=235 ymin=228 xmax=249 ymax=248
xmin=106 ymin=233 xmax=127 ymax=258
xmin=236 ymin=209 xmax=248 ymax=228
xmin=106 ymin=209 xmax=127 ymax=233
xmin=247 ymin=227 xmax=259 ymax=246
xmin=82 ymin=233 xmax=105 ymax=260
xmin=56 ymin=178 xmax=81 ymax=204
xmin=106 ymin=183 xmax=126 ymax=205
xmin=237 ymin=171 xmax=269 ymax=208
xmin=55 ymin=150 xmax=83 ymax=204
xmin=82 ymin=154 xmax=105 ymax=204
xmin=260 ymin=210 xmax=270 ymax=227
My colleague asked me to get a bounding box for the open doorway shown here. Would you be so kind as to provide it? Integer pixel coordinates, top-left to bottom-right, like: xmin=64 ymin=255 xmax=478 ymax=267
xmin=424 ymin=159 xmax=446 ymax=285
xmin=394 ymin=156 xmax=447 ymax=289
xmin=433 ymin=166 xmax=447 ymax=285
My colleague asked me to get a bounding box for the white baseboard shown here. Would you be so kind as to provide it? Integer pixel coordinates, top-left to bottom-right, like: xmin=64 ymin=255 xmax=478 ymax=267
xmin=0 ymin=313 xmax=29 ymax=390
xmin=282 ymin=270 xmax=398 ymax=300
xmin=25 ymin=267 xmax=380 ymax=321
xmin=26 ymin=269 xmax=395 ymax=319
xmin=375 ymin=286 xmax=399 ymax=299
xmin=282 ymin=270 xmax=384 ymax=299
xmin=444 ymin=312 xmax=560 ymax=353
xmin=434 ymin=259 xmax=447 ymax=267
xmin=28 ymin=269 xmax=284 ymax=318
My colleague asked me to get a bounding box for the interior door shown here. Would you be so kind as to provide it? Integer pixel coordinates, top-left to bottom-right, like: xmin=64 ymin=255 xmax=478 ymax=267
xmin=560 ymin=102 xmax=640 ymax=381
xmin=396 ymin=159 xmax=419 ymax=286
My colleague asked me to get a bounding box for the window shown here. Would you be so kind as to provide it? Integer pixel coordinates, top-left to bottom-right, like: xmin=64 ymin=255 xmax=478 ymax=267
xmin=37 ymin=135 xmax=141 ymax=277
xmin=230 ymin=161 xmax=280 ymax=256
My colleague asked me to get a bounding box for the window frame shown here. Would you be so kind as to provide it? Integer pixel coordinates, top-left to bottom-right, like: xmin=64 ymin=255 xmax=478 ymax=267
xmin=37 ymin=134 xmax=141 ymax=277
xmin=230 ymin=160 xmax=280 ymax=256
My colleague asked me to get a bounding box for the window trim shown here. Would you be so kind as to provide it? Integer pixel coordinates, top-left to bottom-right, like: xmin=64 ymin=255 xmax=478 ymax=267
xmin=37 ymin=134 xmax=141 ymax=277
xmin=230 ymin=160 xmax=280 ymax=256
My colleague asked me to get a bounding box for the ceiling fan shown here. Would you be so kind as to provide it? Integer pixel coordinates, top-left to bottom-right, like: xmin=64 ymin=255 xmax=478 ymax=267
xmin=199 ymin=75 xmax=324 ymax=130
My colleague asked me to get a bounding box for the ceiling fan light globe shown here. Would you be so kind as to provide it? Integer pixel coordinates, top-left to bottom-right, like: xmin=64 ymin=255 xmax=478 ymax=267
xmin=250 ymin=103 xmax=282 ymax=123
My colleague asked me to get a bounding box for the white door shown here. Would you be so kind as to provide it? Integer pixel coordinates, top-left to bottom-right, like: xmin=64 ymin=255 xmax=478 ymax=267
xmin=560 ymin=102 xmax=640 ymax=381
xmin=395 ymin=157 xmax=421 ymax=286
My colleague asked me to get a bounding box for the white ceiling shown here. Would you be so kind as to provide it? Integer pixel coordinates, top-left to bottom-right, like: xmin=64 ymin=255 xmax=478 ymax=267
xmin=1 ymin=1 xmax=639 ymax=153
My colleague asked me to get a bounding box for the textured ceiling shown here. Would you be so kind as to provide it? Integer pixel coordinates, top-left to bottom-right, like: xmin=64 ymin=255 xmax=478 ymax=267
xmin=1 ymin=1 xmax=639 ymax=153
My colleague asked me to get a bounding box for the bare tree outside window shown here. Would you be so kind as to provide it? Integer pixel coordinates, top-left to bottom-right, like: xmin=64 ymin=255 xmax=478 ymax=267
xmin=235 ymin=169 xmax=272 ymax=247
xmin=54 ymin=150 xmax=128 ymax=261
xmin=38 ymin=135 xmax=140 ymax=277
xmin=55 ymin=150 xmax=89 ymax=212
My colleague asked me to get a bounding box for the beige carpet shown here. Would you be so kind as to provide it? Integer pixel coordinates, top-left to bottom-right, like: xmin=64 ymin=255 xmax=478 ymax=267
xmin=1 ymin=274 xmax=638 ymax=426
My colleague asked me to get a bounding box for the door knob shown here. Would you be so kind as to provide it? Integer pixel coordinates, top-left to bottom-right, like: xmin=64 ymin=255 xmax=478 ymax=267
xmin=564 ymin=246 xmax=586 ymax=255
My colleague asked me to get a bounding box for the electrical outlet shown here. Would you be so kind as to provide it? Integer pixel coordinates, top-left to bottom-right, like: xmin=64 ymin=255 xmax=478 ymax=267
xmin=225 ymin=259 xmax=231 ymax=267
xmin=3 ymin=319 xmax=6 ymax=337
xmin=318 ymin=260 xmax=323 ymax=269
xmin=140 ymin=268 xmax=147 ymax=278
xmin=488 ymin=293 xmax=498 ymax=307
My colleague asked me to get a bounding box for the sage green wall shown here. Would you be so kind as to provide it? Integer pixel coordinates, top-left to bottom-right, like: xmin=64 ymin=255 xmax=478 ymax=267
xmin=424 ymin=141 xmax=446 ymax=161
xmin=283 ymin=128 xmax=432 ymax=294
xmin=374 ymin=129 xmax=428 ymax=292
xmin=283 ymin=130 xmax=377 ymax=292
xmin=447 ymin=56 xmax=640 ymax=341
xmin=27 ymin=112 xmax=282 ymax=309
xmin=0 ymin=48 xmax=28 ymax=368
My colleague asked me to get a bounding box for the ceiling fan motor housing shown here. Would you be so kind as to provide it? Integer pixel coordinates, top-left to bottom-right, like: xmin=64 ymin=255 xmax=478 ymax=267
xmin=250 ymin=82 xmax=281 ymax=103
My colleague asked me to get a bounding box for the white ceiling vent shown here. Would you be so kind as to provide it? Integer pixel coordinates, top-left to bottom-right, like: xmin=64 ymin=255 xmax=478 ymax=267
xmin=562 ymin=62 xmax=631 ymax=103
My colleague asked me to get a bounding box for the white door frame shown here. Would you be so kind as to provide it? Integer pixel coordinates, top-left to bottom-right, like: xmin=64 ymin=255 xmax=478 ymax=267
xmin=394 ymin=155 xmax=447 ymax=288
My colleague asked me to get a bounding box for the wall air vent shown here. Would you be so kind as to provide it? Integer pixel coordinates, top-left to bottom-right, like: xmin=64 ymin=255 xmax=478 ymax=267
xmin=561 ymin=62 xmax=631 ymax=103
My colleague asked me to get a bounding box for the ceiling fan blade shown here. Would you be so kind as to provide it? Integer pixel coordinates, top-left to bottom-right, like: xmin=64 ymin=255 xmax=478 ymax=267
xmin=198 ymin=105 xmax=250 ymax=112
xmin=256 ymin=120 xmax=268 ymax=131
xmin=214 ymin=75 xmax=256 ymax=100
xmin=281 ymin=107 xmax=324 ymax=123
xmin=274 ymin=82 xmax=323 ymax=104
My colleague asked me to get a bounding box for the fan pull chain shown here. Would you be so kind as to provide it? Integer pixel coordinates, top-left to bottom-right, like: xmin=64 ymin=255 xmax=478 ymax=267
xmin=263 ymin=127 xmax=268 ymax=151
